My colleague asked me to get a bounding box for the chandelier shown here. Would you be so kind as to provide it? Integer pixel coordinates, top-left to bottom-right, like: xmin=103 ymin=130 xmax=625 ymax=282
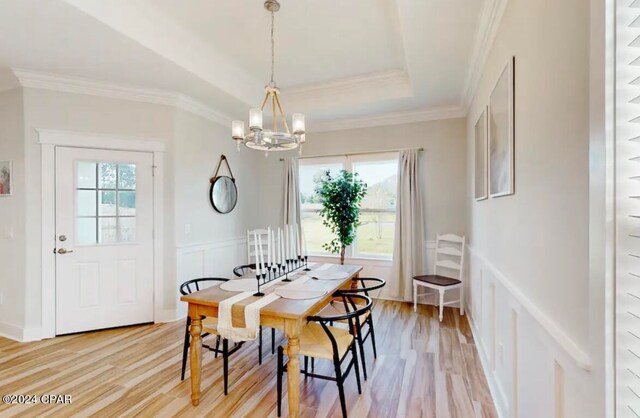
xmin=231 ymin=0 xmax=306 ymax=155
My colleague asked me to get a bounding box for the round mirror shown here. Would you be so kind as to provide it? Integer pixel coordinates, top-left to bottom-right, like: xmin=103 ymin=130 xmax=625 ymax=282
xmin=209 ymin=176 xmax=238 ymax=214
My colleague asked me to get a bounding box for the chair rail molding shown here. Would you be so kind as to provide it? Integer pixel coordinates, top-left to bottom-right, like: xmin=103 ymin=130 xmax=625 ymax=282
xmin=175 ymin=236 xmax=248 ymax=320
xmin=467 ymin=246 xmax=591 ymax=370
xmin=465 ymin=245 xmax=595 ymax=418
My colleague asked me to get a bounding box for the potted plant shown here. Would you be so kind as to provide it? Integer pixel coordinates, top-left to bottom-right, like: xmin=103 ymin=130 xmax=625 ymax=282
xmin=314 ymin=170 xmax=367 ymax=264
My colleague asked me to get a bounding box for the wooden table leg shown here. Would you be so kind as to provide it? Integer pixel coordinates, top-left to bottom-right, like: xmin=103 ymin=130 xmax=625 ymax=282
xmin=189 ymin=308 xmax=203 ymax=406
xmin=285 ymin=319 xmax=302 ymax=418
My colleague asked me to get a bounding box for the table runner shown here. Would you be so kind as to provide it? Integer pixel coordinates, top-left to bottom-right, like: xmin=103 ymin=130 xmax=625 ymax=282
xmin=217 ymin=263 xmax=331 ymax=342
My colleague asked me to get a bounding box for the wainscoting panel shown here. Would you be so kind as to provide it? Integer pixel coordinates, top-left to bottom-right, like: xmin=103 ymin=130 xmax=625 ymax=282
xmin=175 ymin=237 xmax=247 ymax=318
xmin=466 ymin=246 xmax=593 ymax=418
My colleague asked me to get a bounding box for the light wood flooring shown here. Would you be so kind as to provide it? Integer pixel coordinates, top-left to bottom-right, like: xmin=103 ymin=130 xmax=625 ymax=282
xmin=0 ymin=301 xmax=496 ymax=418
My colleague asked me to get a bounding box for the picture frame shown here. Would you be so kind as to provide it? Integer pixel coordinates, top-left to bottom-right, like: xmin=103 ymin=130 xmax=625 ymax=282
xmin=488 ymin=56 xmax=515 ymax=197
xmin=0 ymin=160 xmax=11 ymax=196
xmin=474 ymin=108 xmax=488 ymax=201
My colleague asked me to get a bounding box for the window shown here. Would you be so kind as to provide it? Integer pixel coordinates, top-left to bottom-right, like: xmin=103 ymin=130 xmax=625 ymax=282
xmin=299 ymin=153 xmax=398 ymax=260
xmin=76 ymin=161 xmax=137 ymax=245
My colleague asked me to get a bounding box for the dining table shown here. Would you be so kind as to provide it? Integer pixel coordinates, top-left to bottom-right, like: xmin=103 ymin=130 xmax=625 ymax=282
xmin=180 ymin=262 xmax=363 ymax=418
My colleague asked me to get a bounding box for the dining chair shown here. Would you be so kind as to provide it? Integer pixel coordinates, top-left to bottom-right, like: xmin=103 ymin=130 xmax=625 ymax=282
xmin=179 ymin=278 xmax=245 ymax=395
xmin=232 ymin=263 xmax=277 ymax=364
xmin=276 ymin=293 xmax=371 ymax=418
xmin=412 ymin=233 xmax=466 ymax=321
xmin=247 ymin=227 xmax=271 ymax=266
xmin=319 ymin=277 xmax=385 ymax=381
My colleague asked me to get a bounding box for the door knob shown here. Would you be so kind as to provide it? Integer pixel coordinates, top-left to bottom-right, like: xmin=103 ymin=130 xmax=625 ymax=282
xmin=57 ymin=248 xmax=73 ymax=255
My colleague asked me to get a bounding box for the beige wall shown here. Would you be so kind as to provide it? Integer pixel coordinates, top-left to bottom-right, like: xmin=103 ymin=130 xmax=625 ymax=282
xmin=466 ymin=0 xmax=589 ymax=356
xmin=172 ymin=109 xmax=264 ymax=247
xmin=464 ymin=0 xmax=603 ymax=416
xmin=260 ymin=117 xmax=469 ymax=242
xmin=0 ymin=87 xmax=264 ymax=337
xmin=0 ymin=88 xmax=25 ymax=332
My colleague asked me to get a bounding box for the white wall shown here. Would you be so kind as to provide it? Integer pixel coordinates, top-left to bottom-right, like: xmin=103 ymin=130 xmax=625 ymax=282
xmin=259 ymin=118 xmax=468 ymax=300
xmin=172 ymin=109 xmax=265 ymax=317
xmin=0 ymin=88 xmax=26 ymax=337
xmin=464 ymin=0 xmax=606 ymax=416
xmin=0 ymin=87 xmax=264 ymax=340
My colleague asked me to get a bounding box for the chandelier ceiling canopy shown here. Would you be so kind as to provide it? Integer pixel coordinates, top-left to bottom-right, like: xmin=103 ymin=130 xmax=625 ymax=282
xmin=231 ymin=0 xmax=306 ymax=155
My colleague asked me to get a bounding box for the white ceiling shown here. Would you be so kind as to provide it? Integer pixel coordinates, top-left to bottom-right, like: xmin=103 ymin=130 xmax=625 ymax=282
xmin=0 ymin=0 xmax=487 ymax=130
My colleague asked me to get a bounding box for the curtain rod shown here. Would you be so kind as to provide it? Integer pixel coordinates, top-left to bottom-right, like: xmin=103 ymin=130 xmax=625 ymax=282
xmin=279 ymin=147 xmax=423 ymax=161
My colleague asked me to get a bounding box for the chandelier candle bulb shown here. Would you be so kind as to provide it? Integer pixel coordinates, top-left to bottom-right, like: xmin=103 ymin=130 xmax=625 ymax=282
xmin=292 ymin=113 xmax=306 ymax=134
xmin=232 ymin=120 xmax=245 ymax=139
xmin=249 ymin=108 xmax=263 ymax=131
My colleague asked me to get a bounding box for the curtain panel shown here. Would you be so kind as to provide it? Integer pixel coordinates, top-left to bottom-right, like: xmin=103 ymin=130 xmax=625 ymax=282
xmin=391 ymin=149 xmax=425 ymax=300
xmin=283 ymin=158 xmax=301 ymax=226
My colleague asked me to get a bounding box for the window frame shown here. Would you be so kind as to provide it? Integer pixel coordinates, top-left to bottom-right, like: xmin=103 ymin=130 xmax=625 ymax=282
xmin=298 ymin=152 xmax=398 ymax=261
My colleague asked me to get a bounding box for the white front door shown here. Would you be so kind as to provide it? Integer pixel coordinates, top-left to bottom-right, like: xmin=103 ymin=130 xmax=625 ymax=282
xmin=55 ymin=147 xmax=154 ymax=335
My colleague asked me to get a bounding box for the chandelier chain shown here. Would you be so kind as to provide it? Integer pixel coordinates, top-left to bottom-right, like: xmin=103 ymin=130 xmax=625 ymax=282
xmin=270 ymin=11 xmax=275 ymax=86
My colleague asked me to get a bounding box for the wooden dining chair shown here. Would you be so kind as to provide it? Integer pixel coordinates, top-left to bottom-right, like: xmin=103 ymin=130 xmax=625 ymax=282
xmin=319 ymin=277 xmax=385 ymax=381
xmin=276 ymin=293 xmax=371 ymax=418
xmin=179 ymin=278 xmax=245 ymax=395
xmin=232 ymin=263 xmax=277 ymax=364
xmin=412 ymin=233 xmax=466 ymax=321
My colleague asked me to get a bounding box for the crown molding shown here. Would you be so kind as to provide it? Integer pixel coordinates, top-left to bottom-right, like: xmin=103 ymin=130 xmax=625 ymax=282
xmin=281 ymin=70 xmax=412 ymax=112
xmin=12 ymin=68 xmax=233 ymax=127
xmin=310 ymin=106 xmax=465 ymax=133
xmin=461 ymin=0 xmax=509 ymax=110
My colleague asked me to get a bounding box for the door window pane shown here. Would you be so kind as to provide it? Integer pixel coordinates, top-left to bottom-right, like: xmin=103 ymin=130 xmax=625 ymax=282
xmin=77 ymin=190 xmax=97 ymax=217
xmin=98 ymin=191 xmax=116 ymax=215
xmin=76 ymin=218 xmax=97 ymax=245
xmin=76 ymin=161 xmax=138 ymax=245
xmin=98 ymin=218 xmax=117 ymax=243
xmin=77 ymin=162 xmax=96 ymax=188
xmin=119 ymin=217 xmax=136 ymax=242
xmin=118 ymin=191 xmax=136 ymax=216
xmin=98 ymin=163 xmax=117 ymax=189
xmin=118 ymin=164 xmax=136 ymax=190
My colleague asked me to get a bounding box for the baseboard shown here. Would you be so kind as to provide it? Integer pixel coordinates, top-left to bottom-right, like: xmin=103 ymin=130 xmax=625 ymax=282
xmin=155 ymin=308 xmax=184 ymax=323
xmin=0 ymin=321 xmax=42 ymax=342
xmin=465 ymin=302 xmax=508 ymax=418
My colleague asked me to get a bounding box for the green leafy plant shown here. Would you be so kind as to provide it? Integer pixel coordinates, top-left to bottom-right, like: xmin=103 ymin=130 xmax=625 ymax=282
xmin=314 ymin=170 xmax=367 ymax=264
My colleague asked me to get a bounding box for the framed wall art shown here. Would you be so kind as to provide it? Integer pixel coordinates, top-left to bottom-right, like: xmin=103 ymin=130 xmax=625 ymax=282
xmin=488 ymin=56 xmax=515 ymax=197
xmin=474 ymin=108 xmax=488 ymax=201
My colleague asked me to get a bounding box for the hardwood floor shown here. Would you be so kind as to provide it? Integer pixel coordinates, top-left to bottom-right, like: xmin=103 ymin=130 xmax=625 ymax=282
xmin=0 ymin=301 xmax=496 ymax=418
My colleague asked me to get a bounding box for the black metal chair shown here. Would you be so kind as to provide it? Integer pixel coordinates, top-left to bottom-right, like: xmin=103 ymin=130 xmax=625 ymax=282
xmin=180 ymin=278 xmax=247 ymax=395
xmin=277 ymin=293 xmax=371 ymax=418
xmin=233 ymin=263 xmax=276 ymax=364
xmin=321 ymin=277 xmax=385 ymax=381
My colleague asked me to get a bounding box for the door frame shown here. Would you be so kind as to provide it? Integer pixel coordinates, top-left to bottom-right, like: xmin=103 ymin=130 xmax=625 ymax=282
xmin=38 ymin=129 xmax=165 ymax=339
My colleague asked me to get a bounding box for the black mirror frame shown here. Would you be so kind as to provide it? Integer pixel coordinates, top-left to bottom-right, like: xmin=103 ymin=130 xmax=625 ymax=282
xmin=209 ymin=175 xmax=238 ymax=214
